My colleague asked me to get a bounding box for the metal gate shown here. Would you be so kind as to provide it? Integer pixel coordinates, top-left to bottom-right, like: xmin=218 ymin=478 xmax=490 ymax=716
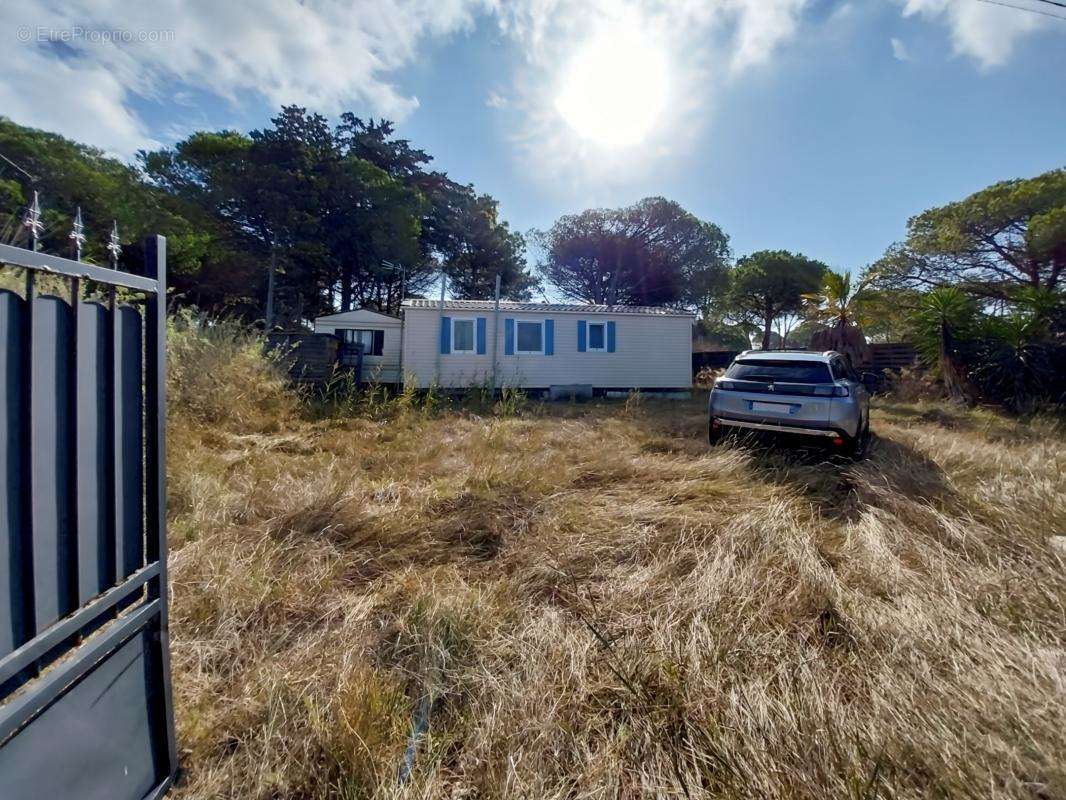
xmin=0 ymin=236 xmax=177 ymax=798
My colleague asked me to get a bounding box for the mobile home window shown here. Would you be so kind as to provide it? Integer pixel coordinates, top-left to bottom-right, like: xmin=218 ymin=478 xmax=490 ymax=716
xmin=587 ymin=322 xmax=606 ymax=351
xmin=452 ymin=318 xmax=475 ymax=353
xmin=516 ymin=320 xmax=543 ymax=354
xmin=340 ymin=328 xmax=383 ymax=356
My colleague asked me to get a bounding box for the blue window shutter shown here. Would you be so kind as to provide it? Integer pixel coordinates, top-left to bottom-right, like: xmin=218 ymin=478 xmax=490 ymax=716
xmin=476 ymin=317 xmax=487 ymax=354
xmin=504 ymin=318 xmax=515 ymax=355
xmin=439 ymin=316 xmax=451 ymax=354
xmin=606 ymin=320 xmax=616 ymax=352
xmin=544 ymin=319 xmax=554 ymax=355
xmin=577 ymin=320 xmax=587 ymax=352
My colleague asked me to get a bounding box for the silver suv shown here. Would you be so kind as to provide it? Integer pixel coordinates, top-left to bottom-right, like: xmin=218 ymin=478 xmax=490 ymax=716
xmin=708 ymin=350 xmax=872 ymax=456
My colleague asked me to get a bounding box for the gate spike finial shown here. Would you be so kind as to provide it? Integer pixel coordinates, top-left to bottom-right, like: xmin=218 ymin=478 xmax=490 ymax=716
xmin=106 ymin=220 xmax=122 ymax=267
xmin=69 ymin=206 xmax=86 ymax=261
xmin=22 ymin=190 xmax=43 ymax=250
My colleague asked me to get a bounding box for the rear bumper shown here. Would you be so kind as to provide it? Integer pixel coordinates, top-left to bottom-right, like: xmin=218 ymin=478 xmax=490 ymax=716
xmin=708 ymin=389 xmax=861 ymax=439
xmin=713 ymin=417 xmax=844 ymax=438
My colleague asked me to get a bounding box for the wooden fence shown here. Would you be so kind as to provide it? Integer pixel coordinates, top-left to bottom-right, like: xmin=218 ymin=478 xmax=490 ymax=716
xmin=693 ymin=343 xmax=920 ymax=380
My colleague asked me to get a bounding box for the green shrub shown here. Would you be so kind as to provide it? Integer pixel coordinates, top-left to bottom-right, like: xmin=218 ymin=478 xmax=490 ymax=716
xmin=168 ymin=310 xmax=299 ymax=431
xmin=908 ymin=287 xmax=1064 ymax=410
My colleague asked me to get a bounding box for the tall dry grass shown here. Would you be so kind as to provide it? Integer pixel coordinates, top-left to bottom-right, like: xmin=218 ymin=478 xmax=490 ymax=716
xmin=167 ymin=323 xmax=1066 ymax=799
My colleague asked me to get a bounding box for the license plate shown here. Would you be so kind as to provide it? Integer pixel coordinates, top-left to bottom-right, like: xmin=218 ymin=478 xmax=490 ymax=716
xmin=751 ymin=401 xmax=793 ymax=414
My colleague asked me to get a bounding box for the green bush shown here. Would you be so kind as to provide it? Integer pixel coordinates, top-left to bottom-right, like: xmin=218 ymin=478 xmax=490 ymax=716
xmin=908 ymin=287 xmax=1064 ymax=410
xmin=168 ymin=310 xmax=299 ymax=431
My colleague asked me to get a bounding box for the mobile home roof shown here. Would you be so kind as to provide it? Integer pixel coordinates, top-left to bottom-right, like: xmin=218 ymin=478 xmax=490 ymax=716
xmin=402 ymin=299 xmax=693 ymax=317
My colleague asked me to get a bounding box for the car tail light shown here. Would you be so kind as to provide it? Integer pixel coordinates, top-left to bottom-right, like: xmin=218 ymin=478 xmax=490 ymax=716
xmin=816 ymin=385 xmax=850 ymax=397
xmin=714 ymin=379 xmax=737 ymax=391
xmin=832 ymin=436 xmax=845 ymax=447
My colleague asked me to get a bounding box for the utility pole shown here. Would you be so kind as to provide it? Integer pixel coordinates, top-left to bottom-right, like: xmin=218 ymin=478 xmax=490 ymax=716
xmin=435 ymin=272 xmax=447 ymax=385
xmin=265 ymin=242 xmax=277 ymax=329
xmin=384 ymin=260 xmax=407 ymax=383
xmin=491 ymin=273 xmax=501 ymax=394
xmin=382 ymin=260 xmax=405 ymax=315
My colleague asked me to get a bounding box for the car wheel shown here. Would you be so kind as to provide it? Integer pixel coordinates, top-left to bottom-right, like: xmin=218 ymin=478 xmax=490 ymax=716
xmin=708 ymin=420 xmax=724 ymax=446
xmin=848 ymin=416 xmax=871 ymax=460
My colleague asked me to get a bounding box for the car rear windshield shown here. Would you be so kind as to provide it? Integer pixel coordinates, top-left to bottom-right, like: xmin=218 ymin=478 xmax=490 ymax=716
xmin=726 ymin=359 xmax=833 ymax=383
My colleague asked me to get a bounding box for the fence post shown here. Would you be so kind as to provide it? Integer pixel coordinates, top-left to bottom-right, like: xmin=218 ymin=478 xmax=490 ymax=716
xmin=140 ymin=235 xmax=178 ymax=775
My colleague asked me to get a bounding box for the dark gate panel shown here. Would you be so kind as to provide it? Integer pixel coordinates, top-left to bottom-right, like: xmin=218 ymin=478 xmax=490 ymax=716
xmin=0 ymin=292 xmax=28 ymax=660
xmin=0 ymin=625 xmax=164 ymax=800
xmin=0 ymin=238 xmax=176 ymax=799
xmin=76 ymin=302 xmax=114 ymax=603
xmin=30 ymin=296 xmax=76 ymax=632
xmin=115 ymin=305 xmax=145 ymax=583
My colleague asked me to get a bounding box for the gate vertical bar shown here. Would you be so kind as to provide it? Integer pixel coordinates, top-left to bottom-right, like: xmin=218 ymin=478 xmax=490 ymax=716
xmin=19 ymin=253 xmax=36 ymax=669
xmin=114 ymin=306 xmax=144 ymax=588
xmin=76 ymin=302 xmax=114 ymax=606
xmin=141 ymin=235 xmax=178 ymax=774
xmin=0 ymin=293 xmax=28 ymax=677
xmin=68 ymin=273 xmax=81 ymax=642
xmin=30 ymin=297 xmax=76 ymax=633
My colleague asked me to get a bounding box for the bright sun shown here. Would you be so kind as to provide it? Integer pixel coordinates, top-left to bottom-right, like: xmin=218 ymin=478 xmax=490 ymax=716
xmin=555 ymin=21 xmax=670 ymax=150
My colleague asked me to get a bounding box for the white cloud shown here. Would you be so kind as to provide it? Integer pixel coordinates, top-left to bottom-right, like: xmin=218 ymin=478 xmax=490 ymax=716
xmin=0 ymin=0 xmax=820 ymax=172
xmin=493 ymin=0 xmax=814 ymax=184
xmin=897 ymin=0 xmax=1040 ymax=68
xmin=2 ymin=0 xmax=491 ymax=157
xmin=890 ymin=36 xmax=911 ymax=61
xmin=0 ymin=43 xmax=159 ymax=157
xmin=8 ymin=0 xmax=1044 ymax=180
xmin=725 ymin=0 xmax=810 ymax=73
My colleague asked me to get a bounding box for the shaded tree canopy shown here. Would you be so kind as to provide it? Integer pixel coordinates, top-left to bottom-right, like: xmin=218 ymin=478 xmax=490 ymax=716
xmin=0 ymin=110 xmax=534 ymax=325
xmin=877 ymin=168 xmax=1066 ymax=298
xmin=433 ymin=190 xmax=533 ymax=300
xmin=141 ymin=107 xmax=536 ymax=321
xmin=850 ymin=285 xmax=923 ymax=342
xmin=694 ymin=315 xmax=753 ymax=351
xmin=725 ymin=250 xmax=827 ymax=349
xmin=533 ymin=197 xmax=730 ymax=308
xmin=0 ymin=115 xmax=225 ymax=298
xmin=143 ymin=108 xmax=345 ymax=323
xmin=333 ymin=115 xmax=534 ymax=302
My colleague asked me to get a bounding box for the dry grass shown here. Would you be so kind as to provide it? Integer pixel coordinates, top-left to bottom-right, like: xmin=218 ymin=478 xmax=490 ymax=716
xmin=166 ymin=332 xmax=1066 ymax=800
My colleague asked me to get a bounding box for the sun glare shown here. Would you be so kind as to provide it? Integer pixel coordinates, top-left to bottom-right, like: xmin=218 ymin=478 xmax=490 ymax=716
xmin=554 ymin=21 xmax=670 ymax=150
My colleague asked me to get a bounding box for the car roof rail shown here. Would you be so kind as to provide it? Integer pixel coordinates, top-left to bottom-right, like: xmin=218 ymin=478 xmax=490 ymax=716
xmin=737 ymin=347 xmax=823 ymax=354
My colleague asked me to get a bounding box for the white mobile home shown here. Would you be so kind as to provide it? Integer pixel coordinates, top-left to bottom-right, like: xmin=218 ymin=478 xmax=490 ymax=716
xmin=400 ymin=299 xmax=693 ymax=391
xmin=313 ymin=308 xmax=403 ymax=383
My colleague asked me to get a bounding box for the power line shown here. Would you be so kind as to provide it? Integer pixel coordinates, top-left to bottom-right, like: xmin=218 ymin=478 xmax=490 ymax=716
xmin=975 ymin=0 xmax=1066 ymax=19
xmin=0 ymin=151 xmax=38 ymax=182
xmin=1029 ymin=0 xmax=1066 ymax=10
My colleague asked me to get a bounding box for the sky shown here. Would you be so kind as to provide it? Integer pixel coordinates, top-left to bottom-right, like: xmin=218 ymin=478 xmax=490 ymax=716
xmin=3 ymin=0 xmax=1065 ymax=275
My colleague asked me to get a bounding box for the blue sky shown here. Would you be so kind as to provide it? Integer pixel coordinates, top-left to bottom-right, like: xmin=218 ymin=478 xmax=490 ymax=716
xmin=3 ymin=1 xmax=1064 ymax=274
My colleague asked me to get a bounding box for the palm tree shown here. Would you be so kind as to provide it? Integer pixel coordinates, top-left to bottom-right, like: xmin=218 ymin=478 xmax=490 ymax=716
xmin=910 ymin=287 xmax=978 ymax=404
xmin=802 ymin=269 xmax=873 ymax=367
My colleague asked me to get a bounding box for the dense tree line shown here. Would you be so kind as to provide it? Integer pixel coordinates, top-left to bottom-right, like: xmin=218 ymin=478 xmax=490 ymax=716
xmin=876 ymin=169 xmax=1065 ymax=298
xmin=0 ymin=111 xmax=531 ymax=324
xmin=872 ymin=168 xmax=1066 ymax=407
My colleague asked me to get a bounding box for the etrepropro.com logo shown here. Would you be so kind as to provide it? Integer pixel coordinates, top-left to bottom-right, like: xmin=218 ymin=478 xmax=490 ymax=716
xmin=17 ymin=26 xmax=176 ymax=44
